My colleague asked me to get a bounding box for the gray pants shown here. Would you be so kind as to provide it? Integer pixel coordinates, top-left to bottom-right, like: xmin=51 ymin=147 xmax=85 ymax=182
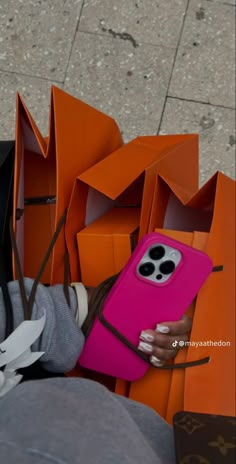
xmin=0 ymin=377 xmax=175 ymax=464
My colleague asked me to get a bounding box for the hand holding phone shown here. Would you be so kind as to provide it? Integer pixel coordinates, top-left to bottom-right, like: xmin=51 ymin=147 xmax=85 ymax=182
xmin=79 ymin=232 xmax=213 ymax=381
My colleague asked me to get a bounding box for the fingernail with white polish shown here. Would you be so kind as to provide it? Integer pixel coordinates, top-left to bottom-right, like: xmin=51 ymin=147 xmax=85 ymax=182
xmin=138 ymin=342 xmax=153 ymax=353
xmin=140 ymin=332 xmax=154 ymax=342
xmin=156 ymin=324 xmax=170 ymax=334
xmin=150 ymin=355 xmax=164 ymax=367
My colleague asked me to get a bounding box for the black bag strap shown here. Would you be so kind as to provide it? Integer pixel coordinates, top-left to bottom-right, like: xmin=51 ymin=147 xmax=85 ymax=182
xmin=10 ymin=209 xmax=68 ymax=321
xmin=81 ymin=274 xmax=118 ymax=337
xmin=10 ymin=217 xmax=30 ymax=320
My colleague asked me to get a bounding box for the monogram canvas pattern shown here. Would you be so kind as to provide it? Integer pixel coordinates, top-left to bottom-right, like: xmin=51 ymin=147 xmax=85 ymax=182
xmin=174 ymin=411 xmax=236 ymax=463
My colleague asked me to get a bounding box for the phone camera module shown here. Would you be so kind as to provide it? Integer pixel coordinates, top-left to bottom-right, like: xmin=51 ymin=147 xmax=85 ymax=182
xmin=159 ymin=260 xmax=175 ymax=275
xmin=149 ymin=246 xmax=165 ymax=261
xmin=138 ymin=262 xmax=155 ymax=277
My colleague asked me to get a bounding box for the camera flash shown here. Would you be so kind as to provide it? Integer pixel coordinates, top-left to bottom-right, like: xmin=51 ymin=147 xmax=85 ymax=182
xmin=169 ymin=251 xmax=179 ymax=259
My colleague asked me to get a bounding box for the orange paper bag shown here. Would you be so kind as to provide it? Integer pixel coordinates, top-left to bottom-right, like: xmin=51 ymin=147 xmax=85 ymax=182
xmin=126 ymin=171 xmax=235 ymax=422
xmin=66 ymin=134 xmax=199 ymax=282
xmin=13 ymin=86 xmax=123 ymax=284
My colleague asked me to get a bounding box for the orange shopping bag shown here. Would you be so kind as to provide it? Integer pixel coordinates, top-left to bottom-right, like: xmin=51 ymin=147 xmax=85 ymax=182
xmin=125 ymin=171 xmax=235 ymax=422
xmin=13 ymin=86 xmax=122 ymax=284
xmin=66 ymin=134 xmax=199 ymax=282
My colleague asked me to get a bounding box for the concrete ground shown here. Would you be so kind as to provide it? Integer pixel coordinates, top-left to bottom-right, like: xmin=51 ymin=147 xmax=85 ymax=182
xmin=0 ymin=0 xmax=235 ymax=184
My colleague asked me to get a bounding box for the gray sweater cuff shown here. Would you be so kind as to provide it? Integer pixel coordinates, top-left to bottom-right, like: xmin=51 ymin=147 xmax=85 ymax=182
xmin=0 ymin=278 xmax=85 ymax=373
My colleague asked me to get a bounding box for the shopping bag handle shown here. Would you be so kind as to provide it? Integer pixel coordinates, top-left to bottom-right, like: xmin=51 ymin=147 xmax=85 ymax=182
xmin=10 ymin=209 xmax=69 ymax=321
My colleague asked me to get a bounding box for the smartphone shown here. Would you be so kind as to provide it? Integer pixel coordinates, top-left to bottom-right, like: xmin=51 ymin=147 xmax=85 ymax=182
xmin=79 ymin=232 xmax=213 ymax=381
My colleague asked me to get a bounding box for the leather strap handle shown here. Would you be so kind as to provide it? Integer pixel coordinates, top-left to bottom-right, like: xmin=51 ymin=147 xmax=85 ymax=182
xmin=10 ymin=209 xmax=68 ymax=321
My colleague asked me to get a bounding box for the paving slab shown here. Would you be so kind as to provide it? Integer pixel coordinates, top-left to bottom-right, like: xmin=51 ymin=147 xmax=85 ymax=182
xmin=0 ymin=71 xmax=60 ymax=140
xmin=210 ymin=0 xmax=235 ymax=5
xmin=0 ymin=0 xmax=82 ymax=81
xmin=0 ymin=0 xmax=235 ymax=185
xmin=64 ymin=31 xmax=176 ymax=141
xmin=169 ymin=0 xmax=235 ymax=108
xmin=79 ymin=0 xmax=188 ymax=48
xmin=160 ymin=97 xmax=235 ymax=184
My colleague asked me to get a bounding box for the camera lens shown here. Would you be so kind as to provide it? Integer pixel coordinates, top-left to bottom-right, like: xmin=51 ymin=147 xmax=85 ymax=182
xmin=138 ymin=262 xmax=155 ymax=276
xmin=159 ymin=260 xmax=175 ymax=275
xmin=149 ymin=246 xmax=165 ymax=261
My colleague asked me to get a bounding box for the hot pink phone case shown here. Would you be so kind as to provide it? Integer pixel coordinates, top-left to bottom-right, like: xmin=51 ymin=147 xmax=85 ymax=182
xmin=79 ymin=232 xmax=213 ymax=381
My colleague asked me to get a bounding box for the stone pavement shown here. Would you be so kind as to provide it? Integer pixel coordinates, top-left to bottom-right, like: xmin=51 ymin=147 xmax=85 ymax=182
xmin=0 ymin=0 xmax=235 ymax=184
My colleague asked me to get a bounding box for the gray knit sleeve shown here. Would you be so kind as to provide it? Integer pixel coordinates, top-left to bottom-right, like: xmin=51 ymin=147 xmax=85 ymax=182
xmin=0 ymin=278 xmax=85 ymax=372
